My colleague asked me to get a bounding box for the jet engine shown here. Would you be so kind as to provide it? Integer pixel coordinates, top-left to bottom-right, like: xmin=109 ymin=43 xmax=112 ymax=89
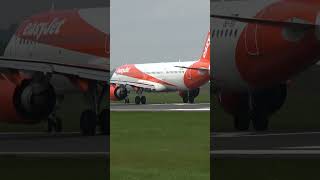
xmin=110 ymin=84 xmax=128 ymax=101
xmin=13 ymin=79 xmax=56 ymax=122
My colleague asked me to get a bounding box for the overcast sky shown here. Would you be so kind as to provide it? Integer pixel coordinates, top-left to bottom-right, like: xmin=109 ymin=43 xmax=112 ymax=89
xmin=111 ymin=0 xmax=209 ymax=69
xmin=0 ymin=0 xmax=108 ymax=29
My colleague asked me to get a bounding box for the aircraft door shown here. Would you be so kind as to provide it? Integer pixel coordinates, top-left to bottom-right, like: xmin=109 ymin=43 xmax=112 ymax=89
xmin=187 ymin=68 xmax=192 ymax=80
xmin=245 ymin=23 xmax=260 ymax=56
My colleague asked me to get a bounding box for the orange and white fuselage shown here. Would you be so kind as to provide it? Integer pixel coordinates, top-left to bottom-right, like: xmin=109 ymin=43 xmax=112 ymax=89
xmin=110 ymin=32 xmax=210 ymax=98
xmin=0 ymin=7 xmax=109 ymax=123
xmin=211 ymin=0 xmax=320 ymax=91
xmin=4 ymin=7 xmax=109 ymax=66
xmin=211 ymin=0 xmax=320 ymax=130
xmin=112 ymin=60 xmax=208 ymax=92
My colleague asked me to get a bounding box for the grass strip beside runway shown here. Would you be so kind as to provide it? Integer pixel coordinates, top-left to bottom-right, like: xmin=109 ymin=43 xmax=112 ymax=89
xmin=111 ymin=111 xmax=210 ymax=180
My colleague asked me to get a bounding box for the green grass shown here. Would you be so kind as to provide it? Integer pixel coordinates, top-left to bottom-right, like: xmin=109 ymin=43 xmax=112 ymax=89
xmin=213 ymin=159 xmax=320 ymax=180
xmin=0 ymin=157 xmax=108 ymax=180
xmin=110 ymin=112 xmax=210 ymax=180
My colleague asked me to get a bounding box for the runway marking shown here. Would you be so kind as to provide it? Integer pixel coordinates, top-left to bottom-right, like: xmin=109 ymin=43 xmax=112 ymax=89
xmin=0 ymin=132 xmax=80 ymax=135
xmin=111 ymin=108 xmax=210 ymax=112
xmin=111 ymin=103 xmax=210 ymax=106
xmin=168 ymin=108 xmax=210 ymax=111
xmin=111 ymin=102 xmax=210 ymax=112
xmin=211 ymin=150 xmax=320 ymax=155
xmin=212 ymin=131 xmax=320 ymax=138
xmin=282 ymin=146 xmax=320 ymax=150
xmin=212 ymin=132 xmax=252 ymax=138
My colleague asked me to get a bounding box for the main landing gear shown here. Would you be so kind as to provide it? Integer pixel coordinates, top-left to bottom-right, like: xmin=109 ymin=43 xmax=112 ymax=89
xmin=134 ymin=95 xmax=146 ymax=105
xmin=230 ymin=84 xmax=287 ymax=131
xmin=133 ymin=88 xmax=146 ymax=105
xmin=80 ymin=81 xmax=109 ymax=136
xmin=181 ymin=88 xmax=199 ymax=104
xmin=47 ymin=95 xmax=64 ymax=133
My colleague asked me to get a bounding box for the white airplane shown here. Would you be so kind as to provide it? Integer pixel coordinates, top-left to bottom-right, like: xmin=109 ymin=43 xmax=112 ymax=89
xmin=0 ymin=7 xmax=109 ymax=136
xmin=110 ymin=32 xmax=210 ymax=104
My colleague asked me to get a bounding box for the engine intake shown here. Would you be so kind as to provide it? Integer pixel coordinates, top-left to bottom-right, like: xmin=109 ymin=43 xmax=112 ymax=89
xmin=13 ymin=80 xmax=56 ymax=122
xmin=110 ymin=84 xmax=128 ymax=101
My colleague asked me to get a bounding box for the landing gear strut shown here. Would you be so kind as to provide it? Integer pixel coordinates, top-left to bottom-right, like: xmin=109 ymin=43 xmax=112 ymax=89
xmin=80 ymin=110 xmax=97 ymax=136
xmin=80 ymin=81 xmax=109 ymax=136
xmin=48 ymin=114 xmax=62 ymax=133
xmin=231 ymin=84 xmax=287 ymax=131
xmin=47 ymin=95 xmax=63 ymax=133
xmin=124 ymin=97 xmax=130 ymax=104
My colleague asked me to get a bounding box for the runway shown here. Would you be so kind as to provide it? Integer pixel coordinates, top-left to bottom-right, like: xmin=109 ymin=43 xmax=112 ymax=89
xmin=111 ymin=103 xmax=210 ymax=112
xmin=0 ymin=132 xmax=108 ymax=157
xmin=211 ymin=131 xmax=320 ymax=158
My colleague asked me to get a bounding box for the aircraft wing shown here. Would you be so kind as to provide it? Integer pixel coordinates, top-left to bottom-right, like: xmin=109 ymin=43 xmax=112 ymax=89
xmin=110 ymin=79 xmax=156 ymax=90
xmin=0 ymin=57 xmax=109 ymax=82
xmin=210 ymin=14 xmax=316 ymax=28
xmin=174 ymin=66 xmax=209 ymax=71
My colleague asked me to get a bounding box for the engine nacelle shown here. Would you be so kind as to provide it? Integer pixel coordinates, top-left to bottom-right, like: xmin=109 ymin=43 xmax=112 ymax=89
xmin=184 ymin=62 xmax=210 ymax=90
xmin=110 ymin=84 xmax=128 ymax=101
xmin=13 ymin=79 xmax=56 ymax=123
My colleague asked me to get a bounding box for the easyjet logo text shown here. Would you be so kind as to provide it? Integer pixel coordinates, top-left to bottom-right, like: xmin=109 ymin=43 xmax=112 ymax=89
xmin=22 ymin=18 xmax=66 ymax=40
xmin=116 ymin=67 xmax=131 ymax=74
xmin=203 ymin=36 xmax=210 ymax=59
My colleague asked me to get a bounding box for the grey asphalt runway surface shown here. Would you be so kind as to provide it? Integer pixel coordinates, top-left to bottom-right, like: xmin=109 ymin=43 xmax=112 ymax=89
xmin=212 ymin=131 xmax=320 ymax=158
xmin=111 ymin=103 xmax=210 ymax=112
xmin=0 ymin=132 xmax=108 ymax=156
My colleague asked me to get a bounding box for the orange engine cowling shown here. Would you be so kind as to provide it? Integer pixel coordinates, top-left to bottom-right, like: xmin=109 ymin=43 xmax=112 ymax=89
xmin=110 ymin=84 xmax=128 ymax=101
xmin=184 ymin=61 xmax=210 ymax=90
xmin=0 ymin=77 xmax=56 ymax=124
